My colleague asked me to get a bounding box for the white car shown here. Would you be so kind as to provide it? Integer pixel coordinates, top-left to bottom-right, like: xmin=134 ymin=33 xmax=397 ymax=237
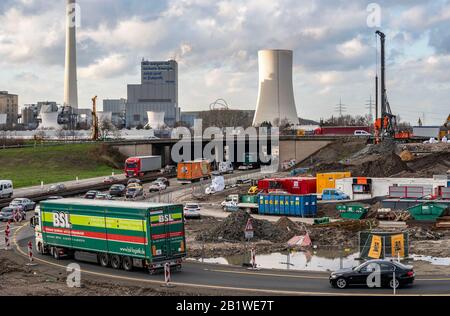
xmin=354 ymin=130 xmax=371 ymax=136
xmin=184 ymin=203 xmax=201 ymax=219
xmin=148 ymin=181 xmax=167 ymax=192
xmin=0 ymin=180 xmax=13 ymax=199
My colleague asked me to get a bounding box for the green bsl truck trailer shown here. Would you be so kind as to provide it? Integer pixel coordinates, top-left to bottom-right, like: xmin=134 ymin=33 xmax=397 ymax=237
xmin=33 ymin=198 xmax=186 ymax=274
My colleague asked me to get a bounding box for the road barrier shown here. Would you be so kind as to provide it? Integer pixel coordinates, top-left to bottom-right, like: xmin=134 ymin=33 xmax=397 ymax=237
xmin=4 ymin=221 xmax=10 ymax=250
xmin=27 ymin=241 xmax=33 ymax=264
xmin=251 ymin=247 xmax=256 ymax=269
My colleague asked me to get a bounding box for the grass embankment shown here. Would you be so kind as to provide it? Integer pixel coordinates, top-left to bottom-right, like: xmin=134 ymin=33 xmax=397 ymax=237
xmin=0 ymin=144 xmax=123 ymax=188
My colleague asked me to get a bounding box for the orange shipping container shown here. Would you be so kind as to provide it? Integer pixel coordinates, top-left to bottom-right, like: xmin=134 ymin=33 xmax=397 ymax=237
xmin=177 ymin=160 xmax=211 ymax=183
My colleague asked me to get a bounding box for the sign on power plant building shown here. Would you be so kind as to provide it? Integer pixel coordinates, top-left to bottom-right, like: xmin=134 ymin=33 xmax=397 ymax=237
xmin=141 ymin=61 xmax=177 ymax=85
xmin=126 ymin=59 xmax=179 ymax=128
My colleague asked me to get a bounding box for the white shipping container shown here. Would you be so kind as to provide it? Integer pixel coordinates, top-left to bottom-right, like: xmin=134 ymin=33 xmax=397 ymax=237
xmin=412 ymin=126 xmax=440 ymax=139
xmin=335 ymin=177 xmax=447 ymax=200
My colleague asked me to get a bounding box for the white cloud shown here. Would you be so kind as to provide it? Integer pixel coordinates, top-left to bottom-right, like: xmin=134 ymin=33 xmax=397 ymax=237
xmin=0 ymin=0 xmax=449 ymax=124
xmin=79 ymin=54 xmax=133 ymax=79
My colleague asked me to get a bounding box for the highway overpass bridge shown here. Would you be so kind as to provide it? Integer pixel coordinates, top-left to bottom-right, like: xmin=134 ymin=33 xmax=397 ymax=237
xmin=111 ymin=136 xmax=338 ymax=167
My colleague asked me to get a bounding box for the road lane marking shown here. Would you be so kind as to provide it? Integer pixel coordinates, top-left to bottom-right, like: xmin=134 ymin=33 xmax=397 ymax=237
xmin=12 ymin=225 xmax=450 ymax=296
xmin=204 ymin=268 xmax=328 ymax=280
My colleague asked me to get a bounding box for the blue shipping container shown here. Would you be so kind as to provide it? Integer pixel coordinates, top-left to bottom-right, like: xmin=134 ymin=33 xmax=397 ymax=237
xmin=257 ymin=194 xmax=317 ymax=217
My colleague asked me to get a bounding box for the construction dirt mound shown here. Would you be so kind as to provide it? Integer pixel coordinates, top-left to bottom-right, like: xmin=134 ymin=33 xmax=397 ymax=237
xmin=312 ymin=153 xmax=410 ymax=177
xmin=200 ymin=211 xmax=296 ymax=243
xmin=352 ymin=153 xmax=410 ymax=177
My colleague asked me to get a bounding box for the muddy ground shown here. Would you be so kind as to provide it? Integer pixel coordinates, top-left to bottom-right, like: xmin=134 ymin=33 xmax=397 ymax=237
xmin=0 ymin=250 xmax=199 ymax=296
xmin=185 ymin=213 xmax=450 ymax=263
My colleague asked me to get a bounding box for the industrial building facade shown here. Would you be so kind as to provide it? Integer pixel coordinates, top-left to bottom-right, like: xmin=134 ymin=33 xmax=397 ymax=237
xmin=126 ymin=60 xmax=179 ymax=128
xmin=0 ymin=91 xmax=18 ymax=128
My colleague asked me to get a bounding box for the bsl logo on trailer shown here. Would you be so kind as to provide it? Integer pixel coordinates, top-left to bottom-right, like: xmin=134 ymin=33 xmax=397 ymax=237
xmin=53 ymin=212 xmax=71 ymax=228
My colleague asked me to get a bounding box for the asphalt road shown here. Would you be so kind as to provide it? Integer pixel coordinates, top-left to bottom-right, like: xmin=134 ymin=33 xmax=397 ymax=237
xmin=11 ymin=224 xmax=450 ymax=296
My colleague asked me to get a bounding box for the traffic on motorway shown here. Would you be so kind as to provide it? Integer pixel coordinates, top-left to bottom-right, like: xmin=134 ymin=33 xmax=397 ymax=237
xmin=2 ymin=156 xmax=449 ymax=297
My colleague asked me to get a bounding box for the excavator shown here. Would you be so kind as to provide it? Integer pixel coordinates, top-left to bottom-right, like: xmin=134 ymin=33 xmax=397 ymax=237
xmin=91 ymin=96 xmax=99 ymax=141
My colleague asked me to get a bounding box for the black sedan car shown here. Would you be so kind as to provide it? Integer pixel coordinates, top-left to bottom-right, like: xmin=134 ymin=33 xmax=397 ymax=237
xmin=109 ymin=184 xmax=126 ymax=197
xmin=84 ymin=190 xmax=101 ymax=199
xmin=330 ymin=259 xmax=415 ymax=289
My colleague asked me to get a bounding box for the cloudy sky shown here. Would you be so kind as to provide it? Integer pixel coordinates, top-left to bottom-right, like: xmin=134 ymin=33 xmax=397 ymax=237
xmin=0 ymin=0 xmax=449 ymax=125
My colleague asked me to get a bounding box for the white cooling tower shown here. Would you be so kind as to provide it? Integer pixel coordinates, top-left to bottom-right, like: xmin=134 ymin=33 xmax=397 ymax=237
xmin=146 ymin=112 xmax=165 ymax=129
xmin=253 ymin=49 xmax=299 ymax=126
xmin=97 ymin=112 xmax=112 ymax=123
xmin=39 ymin=112 xmax=60 ymax=130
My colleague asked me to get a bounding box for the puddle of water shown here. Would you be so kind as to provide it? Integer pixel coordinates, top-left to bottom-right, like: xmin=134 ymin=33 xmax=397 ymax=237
xmin=411 ymin=255 xmax=450 ymax=266
xmin=189 ymin=248 xmax=362 ymax=272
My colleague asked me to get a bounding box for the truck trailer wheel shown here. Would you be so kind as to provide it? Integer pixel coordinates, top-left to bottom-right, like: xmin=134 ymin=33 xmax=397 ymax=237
xmin=51 ymin=247 xmax=61 ymax=260
xmin=37 ymin=242 xmax=45 ymax=255
xmin=98 ymin=253 xmax=110 ymax=267
xmin=122 ymin=256 xmax=133 ymax=271
xmin=111 ymin=255 xmax=122 ymax=269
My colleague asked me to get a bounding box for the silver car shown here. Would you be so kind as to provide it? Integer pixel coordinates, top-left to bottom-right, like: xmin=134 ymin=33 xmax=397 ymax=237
xmin=48 ymin=184 xmax=67 ymax=193
xmin=9 ymin=198 xmax=36 ymax=212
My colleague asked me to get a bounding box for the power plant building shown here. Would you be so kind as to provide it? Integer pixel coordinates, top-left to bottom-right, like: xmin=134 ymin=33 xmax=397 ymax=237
xmin=253 ymin=49 xmax=299 ymax=126
xmin=126 ymin=59 xmax=179 ymax=128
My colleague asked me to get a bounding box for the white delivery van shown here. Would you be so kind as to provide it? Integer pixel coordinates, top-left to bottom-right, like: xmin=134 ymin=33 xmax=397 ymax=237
xmin=0 ymin=180 xmax=13 ymax=198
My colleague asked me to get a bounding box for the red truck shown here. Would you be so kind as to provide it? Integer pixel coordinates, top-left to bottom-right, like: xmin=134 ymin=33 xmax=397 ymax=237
xmin=258 ymin=177 xmax=316 ymax=195
xmin=314 ymin=126 xmax=371 ymax=136
xmin=124 ymin=156 xmax=162 ymax=177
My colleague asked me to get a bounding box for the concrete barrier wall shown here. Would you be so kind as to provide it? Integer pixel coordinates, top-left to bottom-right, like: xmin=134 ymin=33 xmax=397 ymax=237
xmin=279 ymin=140 xmax=331 ymax=164
xmin=113 ymin=143 xmax=152 ymax=157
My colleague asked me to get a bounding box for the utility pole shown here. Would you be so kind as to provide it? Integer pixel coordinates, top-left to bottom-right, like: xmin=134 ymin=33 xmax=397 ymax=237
xmin=366 ymin=95 xmax=375 ymax=123
xmin=335 ymin=98 xmax=347 ymax=117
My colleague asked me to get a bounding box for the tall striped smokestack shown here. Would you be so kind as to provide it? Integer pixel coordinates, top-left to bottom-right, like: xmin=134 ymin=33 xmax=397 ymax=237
xmin=64 ymin=0 xmax=79 ymax=110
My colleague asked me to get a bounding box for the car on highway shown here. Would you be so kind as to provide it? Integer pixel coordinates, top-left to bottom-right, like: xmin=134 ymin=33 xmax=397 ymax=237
xmin=125 ymin=186 xmax=144 ymax=199
xmin=354 ymin=130 xmax=372 ymax=136
xmin=156 ymin=177 xmax=170 ymax=187
xmin=184 ymin=203 xmax=201 ymax=219
xmin=329 ymin=259 xmax=415 ymax=289
xmin=46 ymin=196 xmax=64 ymax=200
xmin=0 ymin=180 xmax=13 ymax=199
xmin=84 ymin=190 xmax=101 ymax=199
xmin=127 ymin=178 xmax=142 ymax=187
xmin=0 ymin=206 xmax=26 ymax=222
xmin=103 ymin=176 xmax=118 ymax=184
xmin=236 ymin=178 xmax=251 ymax=185
xmin=9 ymin=198 xmax=36 ymax=211
xmin=109 ymin=184 xmax=126 ymax=197
xmin=149 ymin=181 xmax=167 ymax=192
xmin=95 ymin=193 xmax=113 ymax=200
xmin=161 ymin=165 xmax=176 ymax=174
xmin=47 ymin=183 xmax=66 ymax=193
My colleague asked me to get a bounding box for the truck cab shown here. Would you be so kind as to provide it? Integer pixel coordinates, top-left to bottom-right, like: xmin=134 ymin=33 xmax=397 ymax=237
xmin=321 ymin=189 xmax=350 ymax=201
xmin=31 ymin=206 xmax=45 ymax=254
